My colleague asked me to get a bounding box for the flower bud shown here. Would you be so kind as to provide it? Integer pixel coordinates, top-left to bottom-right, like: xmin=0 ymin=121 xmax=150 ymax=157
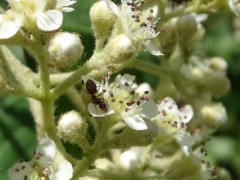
xmin=106 ymin=34 xmax=137 ymax=62
xmin=209 ymin=57 xmax=227 ymax=71
xmin=48 ymin=32 xmax=83 ymax=68
xmin=200 ymin=102 xmax=227 ymax=127
xmin=90 ymin=1 xmax=115 ymax=38
xmin=177 ymin=15 xmax=198 ymax=48
xmin=57 ymin=111 xmax=87 ymax=146
xmin=159 ymin=19 xmax=177 ymax=56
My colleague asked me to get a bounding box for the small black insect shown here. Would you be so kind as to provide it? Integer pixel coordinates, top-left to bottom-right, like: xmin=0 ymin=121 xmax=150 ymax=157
xmin=85 ymin=79 xmax=108 ymax=113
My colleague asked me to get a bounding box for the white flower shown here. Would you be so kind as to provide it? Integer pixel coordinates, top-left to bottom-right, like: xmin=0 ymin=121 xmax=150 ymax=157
xmin=189 ymin=147 xmax=217 ymax=180
xmin=82 ymin=74 xmax=156 ymax=130
xmin=103 ymin=0 xmax=163 ymax=56
xmin=153 ymin=97 xmax=195 ymax=155
xmin=8 ymin=138 xmax=73 ymax=180
xmin=0 ymin=0 xmax=76 ymax=39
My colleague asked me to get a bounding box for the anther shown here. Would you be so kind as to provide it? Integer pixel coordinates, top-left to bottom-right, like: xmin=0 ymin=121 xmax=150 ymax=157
xmin=140 ymin=22 xmax=147 ymax=27
xmin=130 ymin=91 xmax=135 ymax=95
xmin=146 ymin=16 xmax=153 ymax=21
xmin=124 ymin=82 xmax=129 ymax=87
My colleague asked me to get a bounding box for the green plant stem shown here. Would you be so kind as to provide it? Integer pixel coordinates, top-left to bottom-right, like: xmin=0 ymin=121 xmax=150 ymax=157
xmin=32 ymin=43 xmax=77 ymax=164
xmin=129 ymin=60 xmax=196 ymax=103
xmin=128 ymin=60 xmax=171 ymax=77
xmin=65 ymin=87 xmax=88 ymax=114
xmin=36 ymin=47 xmax=50 ymax=97
xmin=41 ymin=99 xmax=77 ymax=165
xmin=49 ymin=72 xmax=74 ymax=86
xmin=7 ymin=87 xmax=42 ymax=100
xmin=72 ymin=133 xmax=107 ymax=179
xmin=50 ymin=63 xmax=90 ymax=100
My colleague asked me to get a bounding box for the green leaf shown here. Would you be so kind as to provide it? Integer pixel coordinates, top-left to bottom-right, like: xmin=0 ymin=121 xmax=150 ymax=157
xmin=0 ymin=97 xmax=36 ymax=179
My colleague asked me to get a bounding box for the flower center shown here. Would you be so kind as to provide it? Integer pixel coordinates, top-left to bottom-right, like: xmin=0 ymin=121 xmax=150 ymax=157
xmin=122 ymin=0 xmax=160 ymax=41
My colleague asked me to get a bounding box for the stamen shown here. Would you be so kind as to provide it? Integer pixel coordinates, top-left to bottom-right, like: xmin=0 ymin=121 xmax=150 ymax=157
xmin=130 ymin=91 xmax=135 ymax=95
xmin=140 ymin=22 xmax=147 ymax=27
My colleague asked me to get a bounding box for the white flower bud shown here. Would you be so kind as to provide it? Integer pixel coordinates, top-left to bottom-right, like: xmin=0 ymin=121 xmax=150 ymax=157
xmin=209 ymin=57 xmax=228 ymax=72
xmin=159 ymin=19 xmax=177 ymax=56
xmin=57 ymin=111 xmax=87 ymax=145
xmin=90 ymin=1 xmax=115 ymax=38
xmin=200 ymin=102 xmax=227 ymax=126
xmin=106 ymin=34 xmax=137 ymax=61
xmin=177 ymin=15 xmax=198 ymax=47
xmin=48 ymin=32 xmax=83 ymax=68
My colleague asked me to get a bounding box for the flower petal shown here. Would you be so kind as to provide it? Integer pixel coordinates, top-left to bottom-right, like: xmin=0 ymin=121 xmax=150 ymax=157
xmin=175 ymin=132 xmax=195 ymax=146
xmin=37 ymin=10 xmax=63 ymax=31
xmin=57 ymin=0 xmax=76 ymax=7
xmin=122 ymin=114 xmax=148 ymax=130
xmin=103 ymin=0 xmax=120 ymax=17
xmin=61 ymin=7 xmax=75 ymax=12
xmin=141 ymin=100 xmax=158 ymax=119
xmin=53 ymin=161 xmax=73 ymax=180
xmin=175 ymin=132 xmax=195 ymax=156
xmin=0 ymin=14 xmax=21 ymax=39
xmin=179 ymin=105 xmax=193 ymax=123
xmin=157 ymin=97 xmax=178 ymax=114
xmin=115 ymin=74 xmax=137 ymax=92
xmin=143 ymin=40 xmax=163 ymax=56
xmin=8 ymin=161 xmax=35 ymax=180
xmin=35 ymin=138 xmax=56 ymax=164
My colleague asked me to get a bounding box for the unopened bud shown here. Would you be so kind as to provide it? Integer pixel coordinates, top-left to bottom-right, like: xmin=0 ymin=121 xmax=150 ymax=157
xmin=209 ymin=57 xmax=227 ymax=72
xmin=200 ymin=102 xmax=227 ymax=126
xmin=106 ymin=34 xmax=137 ymax=61
xmin=177 ymin=15 xmax=197 ymax=47
xmin=90 ymin=1 xmax=115 ymax=38
xmin=57 ymin=111 xmax=87 ymax=146
xmin=159 ymin=19 xmax=177 ymax=56
xmin=48 ymin=32 xmax=83 ymax=68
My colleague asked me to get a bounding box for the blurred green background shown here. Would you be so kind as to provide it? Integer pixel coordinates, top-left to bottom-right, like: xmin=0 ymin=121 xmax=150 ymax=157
xmin=1 ymin=0 xmax=240 ymax=179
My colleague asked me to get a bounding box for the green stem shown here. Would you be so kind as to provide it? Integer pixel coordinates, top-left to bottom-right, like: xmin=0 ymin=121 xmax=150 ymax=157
xmin=36 ymin=47 xmax=50 ymax=97
xmin=41 ymin=99 xmax=77 ymax=165
xmin=72 ymin=134 xmax=107 ymax=178
xmin=32 ymin=42 xmax=77 ymax=164
xmin=128 ymin=60 xmax=171 ymax=77
xmin=7 ymin=87 xmax=42 ymax=100
xmin=65 ymin=87 xmax=88 ymax=114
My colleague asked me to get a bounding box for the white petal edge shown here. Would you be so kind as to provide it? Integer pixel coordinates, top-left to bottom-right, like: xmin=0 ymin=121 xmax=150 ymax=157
xmin=143 ymin=40 xmax=163 ymax=56
xmin=122 ymin=115 xmax=148 ymax=130
xmin=61 ymin=7 xmax=75 ymax=12
xmin=175 ymin=132 xmax=195 ymax=146
xmin=37 ymin=10 xmax=63 ymax=31
xmin=0 ymin=15 xmax=21 ymax=39
xmin=175 ymin=132 xmax=194 ymax=156
xmin=54 ymin=161 xmax=73 ymax=180
xmin=57 ymin=0 xmax=76 ymax=7
xmin=179 ymin=105 xmax=193 ymax=123
xmin=103 ymin=0 xmax=121 ymax=17
xmin=35 ymin=138 xmax=56 ymax=163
